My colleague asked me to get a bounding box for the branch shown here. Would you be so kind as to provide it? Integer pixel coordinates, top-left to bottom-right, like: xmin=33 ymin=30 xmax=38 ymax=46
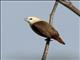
xmin=41 ymin=1 xmax=59 ymax=60
xmin=58 ymin=0 xmax=80 ymax=16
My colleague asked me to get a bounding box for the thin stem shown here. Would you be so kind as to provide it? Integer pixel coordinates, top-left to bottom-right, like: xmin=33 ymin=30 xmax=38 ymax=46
xmin=49 ymin=1 xmax=59 ymax=25
xmin=41 ymin=40 xmax=50 ymax=60
xmin=41 ymin=1 xmax=58 ymax=60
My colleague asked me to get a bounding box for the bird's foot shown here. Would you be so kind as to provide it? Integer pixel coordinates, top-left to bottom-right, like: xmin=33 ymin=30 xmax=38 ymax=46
xmin=45 ymin=38 xmax=52 ymax=42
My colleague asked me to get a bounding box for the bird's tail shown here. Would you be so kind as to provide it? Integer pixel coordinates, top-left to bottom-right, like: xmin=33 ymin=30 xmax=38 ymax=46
xmin=55 ymin=37 xmax=65 ymax=45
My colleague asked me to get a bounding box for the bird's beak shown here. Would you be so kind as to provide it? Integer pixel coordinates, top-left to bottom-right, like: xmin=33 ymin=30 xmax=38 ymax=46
xmin=24 ymin=18 xmax=30 ymax=24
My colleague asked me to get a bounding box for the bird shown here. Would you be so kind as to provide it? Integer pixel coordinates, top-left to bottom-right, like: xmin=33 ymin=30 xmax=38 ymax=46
xmin=25 ymin=16 xmax=65 ymax=45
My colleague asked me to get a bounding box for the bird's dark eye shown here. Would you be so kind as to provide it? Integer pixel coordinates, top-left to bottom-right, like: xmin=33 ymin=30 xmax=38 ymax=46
xmin=29 ymin=18 xmax=32 ymax=20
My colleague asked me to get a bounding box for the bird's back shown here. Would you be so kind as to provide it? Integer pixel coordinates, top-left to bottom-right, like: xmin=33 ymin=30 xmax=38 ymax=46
xmin=31 ymin=21 xmax=59 ymax=38
xmin=31 ymin=21 xmax=65 ymax=45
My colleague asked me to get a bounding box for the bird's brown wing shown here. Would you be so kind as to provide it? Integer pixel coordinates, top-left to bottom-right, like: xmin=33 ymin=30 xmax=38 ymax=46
xmin=31 ymin=21 xmax=59 ymax=38
xmin=31 ymin=21 xmax=65 ymax=45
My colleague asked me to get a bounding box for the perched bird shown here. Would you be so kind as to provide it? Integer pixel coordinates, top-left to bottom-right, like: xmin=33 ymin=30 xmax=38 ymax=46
xmin=25 ymin=16 xmax=65 ymax=45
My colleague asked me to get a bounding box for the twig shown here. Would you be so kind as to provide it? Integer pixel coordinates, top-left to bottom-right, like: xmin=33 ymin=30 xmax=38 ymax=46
xmin=49 ymin=0 xmax=59 ymax=25
xmin=41 ymin=39 xmax=50 ymax=60
xmin=58 ymin=0 xmax=80 ymax=16
xmin=41 ymin=1 xmax=59 ymax=60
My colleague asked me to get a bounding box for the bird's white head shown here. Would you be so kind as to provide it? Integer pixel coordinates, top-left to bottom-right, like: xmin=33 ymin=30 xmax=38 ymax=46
xmin=25 ymin=16 xmax=41 ymax=25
